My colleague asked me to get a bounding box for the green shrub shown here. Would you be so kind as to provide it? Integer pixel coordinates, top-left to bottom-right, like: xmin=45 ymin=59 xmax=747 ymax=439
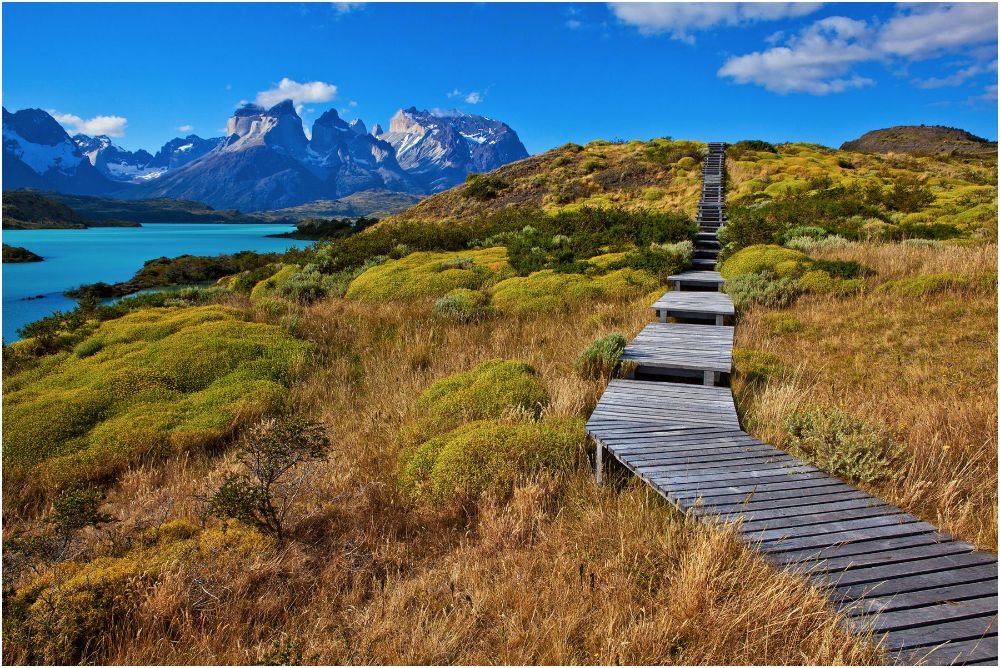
xmin=733 ymin=348 xmax=784 ymax=385
xmin=4 ymin=521 xmax=270 ymax=665
xmin=416 ymin=359 xmax=548 ymax=432
xmin=432 ymin=288 xmax=489 ymax=321
xmin=401 ymin=418 xmax=585 ymax=504
xmin=779 ymin=226 xmax=828 ymax=244
xmin=207 ymin=416 xmax=330 ymax=542
xmin=276 ymin=265 xmax=343 ymax=303
xmin=783 ymin=235 xmax=854 ymax=252
xmin=732 ymin=139 xmax=777 ymax=153
xmin=724 ymin=272 xmax=803 ymax=309
xmin=491 ymin=270 xmax=602 ymax=315
xmin=463 ymin=174 xmax=509 ymax=201
xmin=614 ymin=240 xmax=692 ymax=281
xmin=345 ymin=248 xmax=508 ymax=302
xmin=2 ymin=306 xmax=311 ymax=497
xmin=784 ymin=407 xmax=900 ymax=483
xmin=877 ymin=272 xmax=996 ymax=298
xmin=574 ymin=334 xmax=627 ymax=379
xmin=719 ymin=245 xmax=811 ymax=279
xmin=761 ymin=313 xmax=804 ymax=334
xmin=810 ymin=259 xmax=872 ymax=280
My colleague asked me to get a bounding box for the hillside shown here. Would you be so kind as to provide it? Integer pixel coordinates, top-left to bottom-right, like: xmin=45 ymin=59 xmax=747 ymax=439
xmin=1 ymin=191 xmax=138 ymax=229
xmin=841 ymin=125 xmax=998 ymax=158
xmin=382 ymin=137 xmax=997 ymax=237
xmin=257 ymin=189 xmax=422 ymax=221
xmin=47 ymin=193 xmax=271 ymax=225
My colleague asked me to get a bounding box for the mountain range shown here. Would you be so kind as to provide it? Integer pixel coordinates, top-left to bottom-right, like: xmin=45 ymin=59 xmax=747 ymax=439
xmin=2 ymin=103 xmax=529 ymax=212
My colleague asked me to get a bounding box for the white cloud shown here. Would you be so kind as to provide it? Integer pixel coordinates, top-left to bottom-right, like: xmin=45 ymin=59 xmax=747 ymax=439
xmin=718 ymin=16 xmax=875 ymax=94
xmin=255 ymin=77 xmax=337 ymax=108
xmin=50 ymin=111 xmax=128 ymax=137
xmin=177 ymin=124 xmax=194 ymax=133
xmin=719 ymin=4 xmax=999 ymax=96
xmin=566 ymin=19 xmax=583 ymax=29
xmin=878 ymin=3 xmax=998 ymax=59
xmin=348 ymin=100 xmax=358 ymax=108
xmin=915 ymin=60 xmax=998 ymax=89
xmin=447 ymin=88 xmax=463 ymax=98
xmin=610 ymin=2 xmax=822 ymax=42
xmin=465 ymin=91 xmax=484 ymax=104
xmin=332 ymin=2 xmax=364 ymax=14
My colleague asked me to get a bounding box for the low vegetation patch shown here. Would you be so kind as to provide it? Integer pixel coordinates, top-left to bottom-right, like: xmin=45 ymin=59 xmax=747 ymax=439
xmin=574 ymin=333 xmax=627 ymax=379
xmin=345 ymin=248 xmax=508 ymax=302
xmin=401 ymin=418 xmax=586 ymax=504
xmin=2 ymin=244 xmax=43 ymax=263
xmin=2 ymin=306 xmax=310 ymax=499
xmin=877 ymin=271 xmax=996 ymax=297
xmin=784 ymin=407 xmax=901 ymax=484
xmin=721 ymin=245 xmax=872 ymax=307
xmin=432 ymin=288 xmax=490 ymax=321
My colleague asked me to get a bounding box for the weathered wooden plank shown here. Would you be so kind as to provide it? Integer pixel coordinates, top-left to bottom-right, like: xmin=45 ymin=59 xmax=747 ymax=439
xmin=831 ymin=564 xmax=998 ymax=601
xmin=771 ymin=532 xmax=965 ymax=567
xmin=669 ymin=479 xmax=855 ymax=504
xmin=844 ymin=581 xmax=1000 ymax=617
xmin=892 ymin=635 xmax=998 ymax=665
xmin=713 ymin=499 xmax=893 ymax=527
xmin=753 ymin=521 xmax=940 ymax=554
xmin=881 ymin=614 xmax=997 ymax=649
xmin=698 ymin=491 xmax=877 ymax=518
xmin=819 ymin=552 xmax=999 ymax=589
xmin=648 ymin=463 xmax=818 ymax=484
xmin=748 ymin=513 xmax=919 ymax=543
xmin=857 ymin=596 xmax=998 ymax=633
xmin=650 ymin=470 xmax=833 ymax=495
xmin=783 ymin=540 xmax=977 ymax=574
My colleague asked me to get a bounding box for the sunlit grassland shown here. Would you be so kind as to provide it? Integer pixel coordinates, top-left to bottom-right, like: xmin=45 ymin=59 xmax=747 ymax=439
xmin=3 ymin=287 xmax=884 ymax=664
xmin=733 ymin=241 xmax=998 ymax=549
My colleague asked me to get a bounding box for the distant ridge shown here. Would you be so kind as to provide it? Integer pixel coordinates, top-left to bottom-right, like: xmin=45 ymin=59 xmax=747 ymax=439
xmin=841 ymin=125 xmax=998 ymax=157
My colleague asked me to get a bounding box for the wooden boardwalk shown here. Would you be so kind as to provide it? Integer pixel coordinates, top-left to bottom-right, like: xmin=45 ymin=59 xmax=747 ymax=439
xmin=587 ymin=142 xmax=998 ymax=665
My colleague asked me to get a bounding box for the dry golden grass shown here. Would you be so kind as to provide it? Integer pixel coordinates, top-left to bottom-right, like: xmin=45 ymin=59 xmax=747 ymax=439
xmin=734 ymin=242 xmax=998 ymax=549
xmin=4 ymin=289 xmax=885 ymax=665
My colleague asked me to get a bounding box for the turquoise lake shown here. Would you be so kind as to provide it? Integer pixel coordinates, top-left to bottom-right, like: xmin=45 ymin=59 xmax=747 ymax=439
xmin=2 ymin=223 xmax=310 ymax=342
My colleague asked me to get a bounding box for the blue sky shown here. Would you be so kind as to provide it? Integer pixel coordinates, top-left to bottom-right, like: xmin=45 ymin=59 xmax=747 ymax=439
xmin=3 ymin=2 xmax=997 ymax=154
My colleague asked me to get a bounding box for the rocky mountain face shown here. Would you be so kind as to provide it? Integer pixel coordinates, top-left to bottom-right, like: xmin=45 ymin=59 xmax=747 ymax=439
xmin=3 ymin=104 xmax=530 ymax=211
xmin=841 ymin=125 xmax=998 ymax=158
xmin=69 ymin=133 xmax=224 ymax=183
xmin=2 ymin=107 xmax=113 ymax=195
xmin=378 ymin=108 xmax=529 ymax=191
xmin=73 ymin=134 xmax=159 ymax=182
xmin=148 ymin=135 xmax=223 ymax=170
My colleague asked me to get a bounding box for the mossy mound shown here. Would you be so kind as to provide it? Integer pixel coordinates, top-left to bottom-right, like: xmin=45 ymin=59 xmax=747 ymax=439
xmin=345 ymin=247 xmax=508 ymax=302
xmin=401 ymin=417 xmax=586 ymax=503
xmin=249 ymin=264 xmax=300 ymax=302
xmin=719 ymin=245 xmax=812 ymax=279
xmin=490 ymin=266 xmax=657 ymax=316
xmin=490 ymin=270 xmax=600 ymax=315
xmin=417 ymin=359 xmax=548 ymax=430
xmin=2 ymin=306 xmax=311 ymax=496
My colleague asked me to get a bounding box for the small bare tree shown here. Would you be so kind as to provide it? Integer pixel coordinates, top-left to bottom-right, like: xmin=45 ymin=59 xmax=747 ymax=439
xmin=207 ymin=416 xmax=330 ymax=542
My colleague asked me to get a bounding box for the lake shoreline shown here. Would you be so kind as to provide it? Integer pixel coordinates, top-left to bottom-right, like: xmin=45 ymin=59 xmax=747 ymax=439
xmin=2 ymin=223 xmax=308 ymax=341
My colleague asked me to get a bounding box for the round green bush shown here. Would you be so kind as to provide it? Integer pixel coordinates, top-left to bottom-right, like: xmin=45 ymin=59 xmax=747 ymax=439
xmin=432 ymin=288 xmax=489 ymax=321
xmin=719 ymin=245 xmax=812 ymax=279
xmin=401 ymin=417 xmax=586 ymax=503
